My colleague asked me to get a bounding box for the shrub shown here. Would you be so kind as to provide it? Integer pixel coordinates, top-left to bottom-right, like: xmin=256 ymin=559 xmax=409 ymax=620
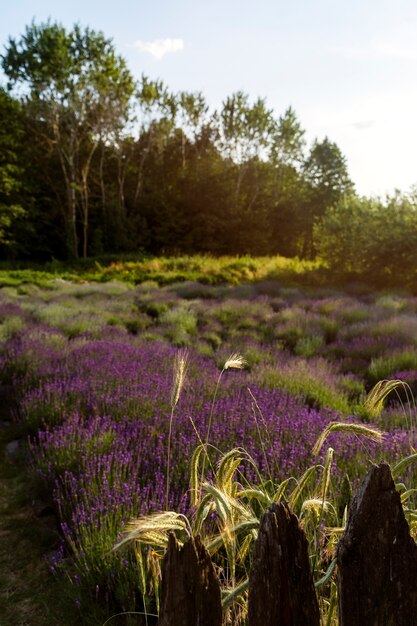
xmin=368 ymin=351 xmax=417 ymax=384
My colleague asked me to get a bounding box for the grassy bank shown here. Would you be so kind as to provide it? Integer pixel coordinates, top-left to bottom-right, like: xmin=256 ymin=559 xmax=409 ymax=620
xmin=0 ymin=254 xmax=324 ymax=288
xmin=1 ymin=253 xmax=413 ymax=293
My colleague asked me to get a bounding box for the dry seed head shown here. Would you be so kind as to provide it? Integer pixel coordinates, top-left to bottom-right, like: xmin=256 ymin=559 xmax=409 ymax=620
xmin=114 ymin=511 xmax=189 ymax=551
xmin=224 ymin=353 xmax=246 ymax=371
xmin=364 ymin=379 xmax=410 ymax=417
xmin=171 ymin=349 xmax=189 ymax=408
xmin=312 ymin=422 xmax=384 ymax=456
xmin=301 ymin=498 xmax=331 ymax=515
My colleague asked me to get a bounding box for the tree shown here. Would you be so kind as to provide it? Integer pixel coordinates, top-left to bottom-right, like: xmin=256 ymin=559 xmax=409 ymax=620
xmin=301 ymin=137 xmax=354 ymax=258
xmin=0 ymin=88 xmax=26 ymax=248
xmin=131 ymin=76 xmax=177 ymax=209
xmin=266 ymin=108 xmax=307 ymax=255
xmin=270 ymin=106 xmax=305 ymax=167
xmin=315 ymin=192 xmax=417 ymax=286
xmin=314 ymin=195 xmax=378 ymax=274
xmin=218 ymin=92 xmax=275 ymax=201
xmin=177 ymin=91 xmax=210 ymax=165
xmin=2 ymin=21 xmax=135 ymax=257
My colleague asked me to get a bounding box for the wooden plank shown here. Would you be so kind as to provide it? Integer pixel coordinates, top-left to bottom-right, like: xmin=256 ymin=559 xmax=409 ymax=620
xmin=158 ymin=533 xmax=222 ymax=626
xmin=337 ymin=462 xmax=417 ymax=626
xmin=248 ymin=502 xmax=320 ymax=626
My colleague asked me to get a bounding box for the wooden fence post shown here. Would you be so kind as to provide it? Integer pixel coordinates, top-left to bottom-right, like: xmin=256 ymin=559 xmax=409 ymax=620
xmin=337 ymin=462 xmax=417 ymax=626
xmin=248 ymin=501 xmax=320 ymax=626
xmin=158 ymin=533 xmax=222 ymax=626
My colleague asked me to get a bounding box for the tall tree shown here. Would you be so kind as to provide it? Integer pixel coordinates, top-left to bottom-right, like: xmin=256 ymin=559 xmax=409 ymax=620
xmin=2 ymin=21 xmax=135 ymax=257
xmin=0 ymin=88 xmax=26 ymax=249
xmin=301 ymin=137 xmax=353 ymax=258
xmin=270 ymin=106 xmax=305 ymax=167
xmin=267 ymin=108 xmax=306 ymax=255
xmin=218 ymin=92 xmax=275 ymax=201
xmin=177 ymin=91 xmax=211 ymax=164
xmin=132 ymin=76 xmax=177 ymax=209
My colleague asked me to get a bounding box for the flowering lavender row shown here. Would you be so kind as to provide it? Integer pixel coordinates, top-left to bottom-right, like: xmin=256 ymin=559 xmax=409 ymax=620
xmin=25 ymin=335 xmax=407 ymax=544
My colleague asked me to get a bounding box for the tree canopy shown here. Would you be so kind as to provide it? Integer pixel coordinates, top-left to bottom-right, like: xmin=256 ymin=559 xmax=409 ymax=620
xmin=2 ymin=21 xmax=134 ymax=258
xmin=1 ymin=19 xmax=416 ymax=285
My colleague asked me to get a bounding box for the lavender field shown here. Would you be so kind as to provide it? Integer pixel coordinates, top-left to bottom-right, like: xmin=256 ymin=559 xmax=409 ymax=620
xmin=2 ymin=276 xmax=417 ymax=624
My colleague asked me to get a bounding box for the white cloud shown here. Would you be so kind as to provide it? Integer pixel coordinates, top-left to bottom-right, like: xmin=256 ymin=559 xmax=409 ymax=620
xmin=351 ymin=120 xmax=375 ymax=131
xmin=133 ymin=38 xmax=185 ymax=60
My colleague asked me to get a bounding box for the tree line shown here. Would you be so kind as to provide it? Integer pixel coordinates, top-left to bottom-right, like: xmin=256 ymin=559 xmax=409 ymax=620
xmin=1 ymin=20 xmax=417 ymax=285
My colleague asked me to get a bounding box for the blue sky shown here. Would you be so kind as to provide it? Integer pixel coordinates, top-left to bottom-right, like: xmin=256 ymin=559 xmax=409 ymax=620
xmin=1 ymin=0 xmax=417 ymax=196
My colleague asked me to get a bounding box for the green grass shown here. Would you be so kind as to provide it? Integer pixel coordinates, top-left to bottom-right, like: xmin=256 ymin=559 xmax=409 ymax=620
xmin=368 ymin=350 xmax=417 ymax=383
xmin=0 ymin=255 xmax=324 ymax=288
xmin=258 ymin=359 xmax=351 ymax=413
xmin=3 ymin=254 xmax=417 ymax=297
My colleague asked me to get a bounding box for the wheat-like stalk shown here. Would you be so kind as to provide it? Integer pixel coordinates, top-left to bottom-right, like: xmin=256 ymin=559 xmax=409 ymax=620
xmin=392 ymin=451 xmax=417 ymax=478
xmin=300 ymin=498 xmax=331 ymax=515
xmin=171 ymin=349 xmax=189 ymax=409
xmin=320 ymin=447 xmax=334 ymax=502
xmin=312 ymin=422 xmax=384 ymax=456
xmin=224 ymin=353 xmax=247 ymax=371
xmin=199 ymin=353 xmax=246 ymax=500
xmin=114 ymin=511 xmax=190 ymax=552
xmin=247 ymin=387 xmax=276 ymax=483
xmin=289 ymin=465 xmax=321 ymax=509
xmin=364 ymin=379 xmax=411 ymax=418
xmin=166 ymin=350 xmax=189 ymax=509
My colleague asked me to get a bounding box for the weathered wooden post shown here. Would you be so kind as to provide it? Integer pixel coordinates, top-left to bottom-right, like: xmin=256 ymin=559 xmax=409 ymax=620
xmin=248 ymin=502 xmax=320 ymax=626
xmin=337 ymin=462 xmax=417 ymax=626
xmin=158 ymin=533 xmax=222 ymax=626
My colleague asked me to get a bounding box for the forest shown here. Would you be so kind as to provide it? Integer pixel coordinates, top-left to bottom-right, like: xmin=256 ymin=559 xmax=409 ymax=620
xmin=2 ymin=21 xmax=417 ymax=288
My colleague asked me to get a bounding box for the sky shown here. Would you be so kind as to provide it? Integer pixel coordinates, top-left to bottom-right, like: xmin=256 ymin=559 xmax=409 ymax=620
xmin=1 ymin=0 xmax=417 ymax=197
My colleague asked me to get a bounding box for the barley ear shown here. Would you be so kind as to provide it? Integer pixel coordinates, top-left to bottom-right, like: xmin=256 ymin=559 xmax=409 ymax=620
xmin=171 ymin=349 xmax=189 ymax=409
xmin=313 ymin=422 xmax=384 ymax=456
xmin=190 ymin=444 xmax=206 ymax=507
xmin=223 ymin=353 xmax=246 ymax=371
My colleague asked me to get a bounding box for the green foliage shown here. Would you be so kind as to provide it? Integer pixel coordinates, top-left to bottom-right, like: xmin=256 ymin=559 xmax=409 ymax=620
xmin=139 ymin=301 xmax=169 ymax=319
xmin=0 ymin=19 xmax=356 ymax=263
xmin=294 ymin=334 xmax=324 ymax=357
xmin=368 ymin=351 xmax=417 ymax=384
xmin=124 ymin=316 xmax=150 ymax=335
xmin=301 ymin=136 xmax=354 ymax=258
xmin=0 ymin=314 xmax=26 ymax=341
xmin=160 ymin=305 xmax=198 ymax=346
xmin=78 ymin=255 xmax=322 ymax=286
xmin=338 ymin=376 xmax=365 ymax=404
xmin=0 ymin=428 xmax=78 ymax=626
xmin=2 ymin=20 xmax=135 ymax=259
xmin=259 ymin=359 xmax=350 ymax=412
xmin=316 ymin=193 xmax=417 ymax=287
xmin=0 ymin=88 xmax=27 ymax=247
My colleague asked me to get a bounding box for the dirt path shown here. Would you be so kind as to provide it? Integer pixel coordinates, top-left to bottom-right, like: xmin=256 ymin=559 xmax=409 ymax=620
xmin=0 ymin=396 xmax=75 ymax=626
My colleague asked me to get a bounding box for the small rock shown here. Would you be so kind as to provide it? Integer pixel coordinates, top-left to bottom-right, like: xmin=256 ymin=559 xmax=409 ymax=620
xmin=6 ymin=439 xmax=20 ymax=461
